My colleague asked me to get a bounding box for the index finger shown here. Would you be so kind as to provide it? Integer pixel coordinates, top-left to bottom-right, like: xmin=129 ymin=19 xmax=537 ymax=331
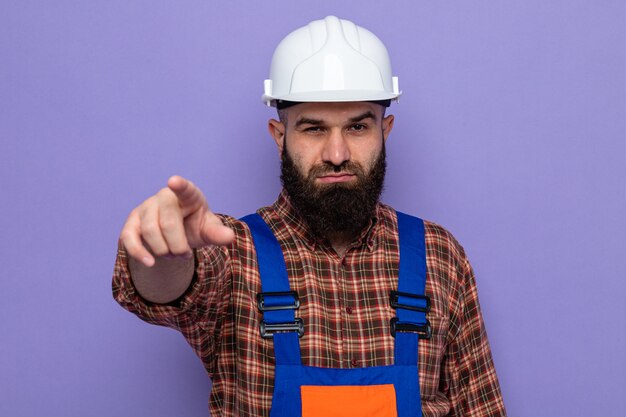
xmin=167 ymin=175 xmax=207 ymax=216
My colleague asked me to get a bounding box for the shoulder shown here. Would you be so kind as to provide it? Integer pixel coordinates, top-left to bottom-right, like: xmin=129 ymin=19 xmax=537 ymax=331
xmin=213 ymin=209 xmax=285 ymax=257
xmin=213 ymin=213 xmax=259 ymax=252
xmin=423 ymin=220 xmax=468 ymax=265
xmin=379 ymin=203 xmax=466 ymax=252
xmin=215 ymin=213 xmax=249 ymax=232
xmin=380 ymin=203 xmax=471 ymax=275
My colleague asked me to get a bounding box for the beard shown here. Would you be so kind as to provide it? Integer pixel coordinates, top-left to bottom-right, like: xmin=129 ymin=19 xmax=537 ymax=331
xmin=280 ymin=141 xmax=386 ymax=242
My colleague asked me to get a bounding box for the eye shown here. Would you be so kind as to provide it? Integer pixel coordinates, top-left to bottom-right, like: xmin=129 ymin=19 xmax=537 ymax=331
xmin=350 ymin=123 xmax=367 ymax=132
xmin=304 ymin=126 xmax=323 ymax=133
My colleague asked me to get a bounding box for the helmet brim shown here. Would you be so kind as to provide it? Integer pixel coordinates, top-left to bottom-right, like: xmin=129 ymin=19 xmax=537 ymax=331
xmin=263 ymin=90 xmax=401 ymax=107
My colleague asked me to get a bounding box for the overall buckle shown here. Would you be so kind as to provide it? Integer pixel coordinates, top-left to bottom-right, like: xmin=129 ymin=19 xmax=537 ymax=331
xmin=257 ymin=291 xmax=300 ymax=312
xmin=389 ymin=291 xmax=430 ymax=313
xmin=260 ymin=318 xmax=305 ymax=339
xmin=257 ymin=291 xmax=304 ymax=338
xmin=389 ymin=290 xmax=431 ymax=339
xmin=390 ymin=317 xmax=432 ymax=340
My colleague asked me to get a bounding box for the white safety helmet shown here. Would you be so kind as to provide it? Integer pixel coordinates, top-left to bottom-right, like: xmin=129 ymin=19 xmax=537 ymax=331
xmin=262 ymin=16 xmax=401 ymax=107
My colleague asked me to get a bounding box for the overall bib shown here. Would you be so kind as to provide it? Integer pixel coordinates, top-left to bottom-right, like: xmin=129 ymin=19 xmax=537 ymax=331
xmin=242 ymin=212 xmax=431 ymax=417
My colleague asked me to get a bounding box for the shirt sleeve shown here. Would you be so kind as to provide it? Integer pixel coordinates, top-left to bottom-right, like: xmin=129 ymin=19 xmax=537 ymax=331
xmin=112 ymin=243 xmax=231 ymax=373
xmin=441 ymin=246 xmax=507 ymax=416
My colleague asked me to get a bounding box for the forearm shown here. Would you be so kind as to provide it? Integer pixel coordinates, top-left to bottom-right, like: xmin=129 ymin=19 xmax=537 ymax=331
xmin=128 ymin=250 xmax=195 ymax=304
xmin=113 ymin=243 xmax=229 ymax=364
xmin=113 ymin=240 xmax=231 ymax=339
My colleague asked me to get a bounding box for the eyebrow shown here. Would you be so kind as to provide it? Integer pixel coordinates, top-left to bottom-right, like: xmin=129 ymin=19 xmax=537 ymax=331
xmin=294 ymin=111 xmax=378 ymax=128
xmin=348 ymin=111 xmax=377 ymax=124
xmin=294 ymin=117 xmax=323 ymax=128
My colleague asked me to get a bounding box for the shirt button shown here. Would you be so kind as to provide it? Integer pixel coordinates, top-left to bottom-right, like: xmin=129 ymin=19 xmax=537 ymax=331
xmin=350 ymin=358 xmax=359 ymax=367
xmin=345 ymin=306 xmax=353 ymax=314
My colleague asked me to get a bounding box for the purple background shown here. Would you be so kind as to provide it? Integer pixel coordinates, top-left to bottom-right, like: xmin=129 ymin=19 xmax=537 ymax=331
xmin=2 ymin=1 xmax=625 ymax=416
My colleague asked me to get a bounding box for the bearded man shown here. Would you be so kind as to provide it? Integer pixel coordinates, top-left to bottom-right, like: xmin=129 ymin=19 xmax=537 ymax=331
xmin=113 ymin=16 xmax=506 ymax=417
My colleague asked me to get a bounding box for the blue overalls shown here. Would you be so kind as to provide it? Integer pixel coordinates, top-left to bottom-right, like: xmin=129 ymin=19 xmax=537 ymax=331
xmin=241 ymin=212 xmax=431 ymax=417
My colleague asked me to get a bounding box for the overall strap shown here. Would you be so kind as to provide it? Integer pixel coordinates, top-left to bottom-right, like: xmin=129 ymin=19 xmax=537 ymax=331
xmin=241 ymin=213 xmax=302 ymax=365
xmin=393 ymin=211 xmax=430 ymax=365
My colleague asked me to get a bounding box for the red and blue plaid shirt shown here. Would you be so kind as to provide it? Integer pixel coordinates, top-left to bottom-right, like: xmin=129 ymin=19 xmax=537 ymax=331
xmin=113 ymin=190 xmax=506 ymax=416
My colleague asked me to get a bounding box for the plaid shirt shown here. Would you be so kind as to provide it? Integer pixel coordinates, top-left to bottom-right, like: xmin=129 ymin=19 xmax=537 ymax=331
xmin=113 ymin=191 xmax=506 ymax=416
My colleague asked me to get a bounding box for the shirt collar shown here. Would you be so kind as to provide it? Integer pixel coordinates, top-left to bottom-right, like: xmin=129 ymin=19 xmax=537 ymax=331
xmin=270 ymin=189 xmax=381 ymax=253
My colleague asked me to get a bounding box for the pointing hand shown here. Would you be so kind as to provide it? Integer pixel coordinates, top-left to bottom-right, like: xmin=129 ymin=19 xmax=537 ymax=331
xmin=119 ymin=176 xmax=235 ymax=267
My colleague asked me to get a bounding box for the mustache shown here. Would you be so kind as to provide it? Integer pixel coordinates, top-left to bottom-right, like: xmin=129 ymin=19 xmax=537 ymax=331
xmin=307 ymin=161 xmax=365 ymax=178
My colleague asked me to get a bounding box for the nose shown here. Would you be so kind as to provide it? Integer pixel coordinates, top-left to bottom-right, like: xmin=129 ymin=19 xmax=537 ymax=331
xmin=321 ymin=129 xmax=351 ymax=166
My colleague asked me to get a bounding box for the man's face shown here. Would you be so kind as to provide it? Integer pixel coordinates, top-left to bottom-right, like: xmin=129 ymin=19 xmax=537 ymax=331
xmin=268 ymin=102 xmax=395 ymax=240
xmin=270 ymin=101 xmax=394 ymax=186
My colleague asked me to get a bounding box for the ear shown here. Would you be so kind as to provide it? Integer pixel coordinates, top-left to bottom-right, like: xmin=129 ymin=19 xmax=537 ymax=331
xmin=268 ymin=119 xmax=286 ymax=154
xmin=382 ymin=114 xmax=395 ymax=143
